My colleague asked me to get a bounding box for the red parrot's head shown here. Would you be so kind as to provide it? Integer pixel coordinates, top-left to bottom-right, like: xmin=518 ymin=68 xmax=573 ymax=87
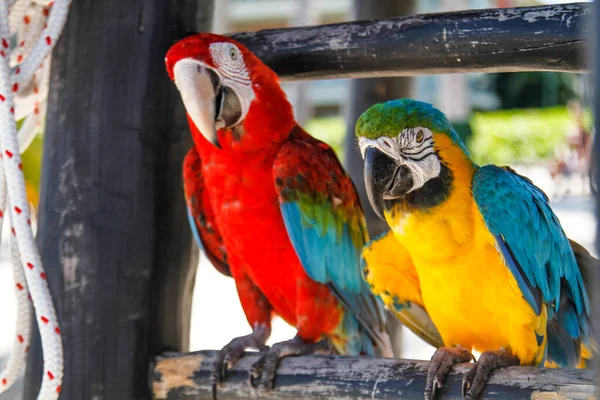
xmin=166 ymin=33 xmax=294 ymax=150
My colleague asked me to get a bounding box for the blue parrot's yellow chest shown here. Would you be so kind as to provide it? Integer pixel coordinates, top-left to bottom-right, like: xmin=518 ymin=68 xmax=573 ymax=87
xmin=385 ymin=171 xmax=545 ymax=365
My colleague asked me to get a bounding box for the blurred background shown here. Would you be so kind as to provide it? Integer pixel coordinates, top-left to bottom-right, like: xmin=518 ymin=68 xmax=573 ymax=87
xmin=0 ymin=0 xmax=596 ymax=398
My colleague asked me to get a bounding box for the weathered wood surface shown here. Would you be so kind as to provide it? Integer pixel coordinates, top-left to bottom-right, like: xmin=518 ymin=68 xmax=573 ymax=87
xmin=24 ymin=0 xmax=212 ymax=398
xmin=230 ymin=3 xmax=590 ymax=81
xmin=151 ymin=351 xmax=598 ymax=400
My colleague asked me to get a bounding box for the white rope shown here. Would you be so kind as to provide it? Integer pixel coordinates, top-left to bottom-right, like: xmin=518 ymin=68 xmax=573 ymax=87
xmin=0 ymin=0 xmax=71 ymax=398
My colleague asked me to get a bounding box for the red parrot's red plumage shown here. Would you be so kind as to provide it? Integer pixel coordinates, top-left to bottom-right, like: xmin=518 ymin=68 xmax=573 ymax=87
xmin=167 ymin=33 xmax=391 ymax=389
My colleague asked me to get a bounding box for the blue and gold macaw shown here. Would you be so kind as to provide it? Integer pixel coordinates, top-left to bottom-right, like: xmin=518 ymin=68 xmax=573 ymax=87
xmin=357 ymin=99 xmax=596 ymax=399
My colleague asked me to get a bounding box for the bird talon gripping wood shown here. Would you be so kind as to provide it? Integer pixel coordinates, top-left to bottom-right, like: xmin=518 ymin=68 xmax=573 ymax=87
xmin=166 ymin=32 xmax=394 ymax=394
xmin=358 ymin=99 xmax=597 ymax=400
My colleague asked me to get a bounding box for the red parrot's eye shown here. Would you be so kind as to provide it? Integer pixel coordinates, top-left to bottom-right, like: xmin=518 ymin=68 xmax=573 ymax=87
xmin=229 ymin=48 xmax=238 ymax=60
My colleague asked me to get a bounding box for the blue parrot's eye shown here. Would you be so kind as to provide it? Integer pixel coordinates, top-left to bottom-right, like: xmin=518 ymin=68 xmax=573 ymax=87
xmin=416 ymin=129 xmax=424 ymax=143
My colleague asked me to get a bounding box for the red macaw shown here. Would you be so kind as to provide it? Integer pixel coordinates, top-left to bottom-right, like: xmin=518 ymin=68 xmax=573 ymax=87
xmin=166 ymin=33 xmax=392 ymax=391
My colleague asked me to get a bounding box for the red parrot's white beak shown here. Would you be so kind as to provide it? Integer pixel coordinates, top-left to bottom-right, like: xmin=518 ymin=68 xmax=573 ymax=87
xmin=173 ymin=58 xmax=221 ymax=148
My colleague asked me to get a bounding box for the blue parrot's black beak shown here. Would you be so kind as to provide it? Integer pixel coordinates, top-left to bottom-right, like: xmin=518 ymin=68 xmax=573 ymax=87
xmin=364 ymin=147 xmax=413 ymax=220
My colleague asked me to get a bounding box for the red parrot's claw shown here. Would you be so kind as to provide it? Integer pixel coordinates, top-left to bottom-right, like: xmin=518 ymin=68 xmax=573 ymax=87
xmin=210 ymin=329 xmax=270 ymax=400
xmin=462 ymin=350 xmax=519 ymax=400
xmin=250 ymin=336 xmax=332 ymax=392
xmin=424 ymin=347 xmax=474 ymax=400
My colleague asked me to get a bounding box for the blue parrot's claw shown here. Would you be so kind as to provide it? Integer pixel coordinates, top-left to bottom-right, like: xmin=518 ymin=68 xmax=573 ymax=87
xmin=249 ymin=336 xmax=332 ymax=392
xmin=210 ymin=331 xmax=270 ymax=400
xmin=425 ymin=347 xmax=474 ymax=400
xmin=461 ymin=350 xmax=519 ymax=400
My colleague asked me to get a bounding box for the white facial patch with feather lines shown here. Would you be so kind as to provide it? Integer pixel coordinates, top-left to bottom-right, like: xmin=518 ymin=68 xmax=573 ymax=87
xmin=209 ymin=42 xmax=255 ymax=128
xmin=209 ymin=42 xmax=250 ymax=81
xmin=359 ymin=127 xmax=441 ymax=193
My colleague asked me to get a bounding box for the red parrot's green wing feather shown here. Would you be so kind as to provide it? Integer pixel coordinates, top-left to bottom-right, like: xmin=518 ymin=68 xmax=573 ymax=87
xmin=273 ymin=127 xmax=392 ymax=356
xmin=183 ymin=147 xmax=231 ymax=277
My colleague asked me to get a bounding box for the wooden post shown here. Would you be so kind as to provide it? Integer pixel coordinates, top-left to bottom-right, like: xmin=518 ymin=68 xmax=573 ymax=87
xmin=151 ymin=351 xmax=598 ymax=400
xmin=23 ymin=1 xmax=213 ymax=398
xmin=343 ymin=0 xmax=416 ymax=239
xmin=342 ymin=0 xmax=417 ymax=356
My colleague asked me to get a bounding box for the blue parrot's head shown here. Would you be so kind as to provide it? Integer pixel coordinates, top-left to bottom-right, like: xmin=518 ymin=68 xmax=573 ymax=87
xmin=356 ymin=98 xmax=473 ymax=220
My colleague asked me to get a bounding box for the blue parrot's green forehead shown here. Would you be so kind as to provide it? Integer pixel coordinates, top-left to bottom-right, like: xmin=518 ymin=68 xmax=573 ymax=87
xmin=355 ymin=99 xmax=468 ymax=152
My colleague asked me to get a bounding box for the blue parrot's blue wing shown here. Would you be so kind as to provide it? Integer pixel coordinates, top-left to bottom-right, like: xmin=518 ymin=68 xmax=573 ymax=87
xmin=473 ymin=165 xmax=592 ymax=366
xmin=273 ymin=135 xmax=393 ymax=357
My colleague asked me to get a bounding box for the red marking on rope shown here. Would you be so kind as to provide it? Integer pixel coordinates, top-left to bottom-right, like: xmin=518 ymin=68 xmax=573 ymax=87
xmin=12 ymin=83 xmax=18 ymax=92
xmin=27 ymin=262 xmax=33 ymax=269
xmin=47 ymin=371 xmax=54 ymax=380
xmin=0 ymin=51 xmax=5 ymax=58
xmin=27 ymin=219 xmax=31 ymax=225
xmin=43 ymin=23 xmax=47 ymax=29
xmin=2 ymin=379 xmax=6 ymax=385
xmin=2 ymin=38 xmax=8 ymax=49
xmin=16 ymin=54 xmax=22 ymax=63
xmin=46 ymin=36 xmax=52 ymax=45
xmin=17 ymin=334 xmax=23 ymax=343
xmin=40 ymin=272 xmax=46 ymax=280
xmin=34 ymin=106 xmax=39 ymax=115
xmin=23 ymin=15 xmax=30 ymax=24
xmin=16 ymin=282 xmax=23 ymax=290
xmin=27 ymin=294 xmax=31 ymax=301
xmin=55 ymin=327 xmax=61 ymax=334
xmin=11 ymin=228 xmax=15 ymax=235
xmin=5 ymin=150 xmax=12 ymax=158
xmin=15 ymin=67 xmax=20 ymax=74
xmin=41 ymin=316 xmax=49 ymax=324
xmin=0 ymin=94 xmax=5 ymax=102
xmin=25 ymin=345 xmax=29 ymax=353
xmin=19 ymin=40 xmax=24 ymax=47
xmin=43 ymin=8 xmax=50 ymax=17
xmin=14 ymin=206 xmax=21 ymax=214
xmin=0 ymin=210 xmax=4 ymax=217
xmin=34 ymin=86 xmax=39 ymax=94
xmin=10 ymin=107 xmax=14 ymax=114
xmin=56 ymin=386 xmax=61 ymax=393
xmin=18 ymin=163 xmax=22 ymax=170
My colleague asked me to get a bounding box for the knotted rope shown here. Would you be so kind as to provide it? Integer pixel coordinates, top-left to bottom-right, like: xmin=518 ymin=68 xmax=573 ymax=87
xmin=0 ymin=0 xmax=71 ymax=398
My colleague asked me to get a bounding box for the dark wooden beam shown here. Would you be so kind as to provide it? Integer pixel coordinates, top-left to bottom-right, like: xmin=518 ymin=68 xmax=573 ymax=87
xmin=23 ymin=1 xmax=212 ymax=398
xmin=231 ymin=3 xmax=590 ymax=81
xmin=151 ymin=351 xmax=597 ymax=400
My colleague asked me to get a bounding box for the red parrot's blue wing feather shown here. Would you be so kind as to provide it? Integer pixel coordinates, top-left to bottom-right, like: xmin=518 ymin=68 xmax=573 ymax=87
xmin=273 ymin=128 xmax=392 ymax=356
xmin=183 ymin=147 xmax=231 ymax=277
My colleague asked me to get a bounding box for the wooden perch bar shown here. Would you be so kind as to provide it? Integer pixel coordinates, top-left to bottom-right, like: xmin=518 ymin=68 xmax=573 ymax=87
xmin=151 ymin=351 xmax=598 ymax=400
xmin=231 ymin=3 xmax=590 ymax=81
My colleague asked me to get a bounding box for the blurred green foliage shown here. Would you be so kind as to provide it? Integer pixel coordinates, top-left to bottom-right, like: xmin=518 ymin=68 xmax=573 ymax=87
xmin=467 ymin=106 xmax=588 ymax=165
xmin=22 ymin=134 xmax=43 ymax=193
xmin=18 ymin=115 xmax=43 ymax=207
xmin=304 ymin=116 xmax=347 ymax=163
xmin=304 ymin=105 xmax=588 ymax=167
